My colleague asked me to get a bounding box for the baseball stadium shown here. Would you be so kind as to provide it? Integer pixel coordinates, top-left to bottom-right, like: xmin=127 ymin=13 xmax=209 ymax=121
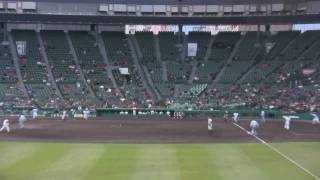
xmin=0 ymin=0 xmax=320 ymax=179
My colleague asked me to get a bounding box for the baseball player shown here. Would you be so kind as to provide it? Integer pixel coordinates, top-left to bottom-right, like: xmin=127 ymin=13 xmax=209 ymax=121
xmin=261 ymin=110 xmax=265 ymax=123
xmin=31 ymin=107 xmax=38 ymax=119
xmin=83 ymin=108 xmax=90 ymax=120
xmin=61 ymin=110 xmax=67 ymax=121
xmin=310 ymin=113 xmax=319 ymax=125
xmin=249 ymin=120 xmax=259 ymax=135
xmin=223 ymin=111 xmax=228 ymax=123
xmin=208 ymin=118 xmax=213 ymax=131
xmin=0 ymin=119 xmax=10 ymax=133
xmin=283 ymin=115 xmax=299 ymax=130
xmin=233 ymin=112 xmax=239 ymax=123
xmin=19 ymin=113 xmax=26 ymax=129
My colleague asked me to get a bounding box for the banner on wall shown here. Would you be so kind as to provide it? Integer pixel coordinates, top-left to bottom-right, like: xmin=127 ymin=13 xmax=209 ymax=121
xmin=187 ymin=43 xmax=197 ymax=57
xmin=16 ymin=41 xmax=26 ymax=56
xmin=302 ymin=68 xmax=316 ymax=76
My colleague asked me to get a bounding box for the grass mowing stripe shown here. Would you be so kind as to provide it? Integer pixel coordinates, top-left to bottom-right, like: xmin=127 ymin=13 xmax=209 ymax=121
xmin=0 ymin=143 xmax=37 ymax=171
xmin=0 ymin=143 xmax=71 ymax=180
xmin=206 ymin=144 xmax=268 ymax=180
xmin=32 ymin=145 xmax=105 ymax=180
xmin=83 ymin=144 xmax=139 ymax=180
xmin=129 ymin=145 xmax=180 ymax=180
xmin=176 ymin=144 xmax=218 ymax=180
xmin=273 ymin=142 xmax=320 ymax=178
xmin=240 ymin=144 xmax=315 ymax=180
xmin=233 ymin=123 xmax=319 ymax=180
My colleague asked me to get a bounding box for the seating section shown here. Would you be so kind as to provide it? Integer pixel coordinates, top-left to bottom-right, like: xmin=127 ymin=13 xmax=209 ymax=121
xmin=145 ymin=62 xmax=163 ymax=83
xmin=155 ymin=83 xmax=174 ymax=98
xmin=209 ymin=32 xmax=241 ymax=61
xmin=279 ymin=31 xmax=320 ymax=61
xmin=135 ymin=32 xmax=156 ymax=63
xmin=218 ymin=61 xmax=252 ymax=84
xmin=187 ymin=32 xmax=211 ymax=61
xmin=1 ymin=30 xmax=319 ymax=111
xmin=42 ymin=30 xmax=79 ymax=83
xmin=0 ymin=34 xmax=17 ymax=83
xmin=101 ymin=31 xmax=132 ymax=66
xmin=177 ymin=84 xmax=207 ymax=97
xmin=265 ymin=31 xmax=300 ymax=60
xmin=266 ymin=34 xmax=320 ymax=84
xmin=166 ymin=61 xmax=192 ymax=83
xmin=12 ymin=30 xmax=59 ymax=107
xmin=41 ymin=30 xmax=95 ymax=106
xmin=158 ymin=32 xmax=181 ymax=61
xmin=12 ymin=30 xmax=48 ymax=83
xmin=280 ymin=31 xmax=320 ymax=61
xmin=242 ymin=61 xmax=282 ymax=83
xmin=233 ymin=32 xmax=261 ymax=61
xmin=69 ymin=31 xmax=114 ymax=102
xmin=242 ymin=31 xmax=301 ymax=84
xmin=195 ymin=61 xmax=223 ymax=83
xmin=102 ymin=32 xmax=148 ymax=105
xmin=0 ymin=83 xmax=30 ymax=108
xmin=135 ymin=32 xmax=163 ymax=83
xmin=216 ymin=32 xmax=263 ymax=84
xmin=0 ymin=33 xmax=30 ymax=108
xmin=26 ymin=83 xmax=63 ymax=108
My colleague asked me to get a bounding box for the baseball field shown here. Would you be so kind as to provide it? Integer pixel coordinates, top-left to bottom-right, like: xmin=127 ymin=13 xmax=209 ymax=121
xmin=0 ymin=119 xmax=319 ymax=180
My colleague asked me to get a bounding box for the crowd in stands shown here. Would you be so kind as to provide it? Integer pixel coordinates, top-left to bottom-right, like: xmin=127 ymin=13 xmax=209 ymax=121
xmin=0 ymin=30 xmax=319 ymax=114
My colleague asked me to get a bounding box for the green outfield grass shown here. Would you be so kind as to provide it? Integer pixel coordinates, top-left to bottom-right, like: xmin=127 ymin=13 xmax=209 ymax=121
xmin=0 ymin=141 xmax=319 ymax=180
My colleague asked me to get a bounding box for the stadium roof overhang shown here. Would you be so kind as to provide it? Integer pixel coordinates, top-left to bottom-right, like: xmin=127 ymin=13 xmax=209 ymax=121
xmin=1 ymin=13 xmax=320 ymax=25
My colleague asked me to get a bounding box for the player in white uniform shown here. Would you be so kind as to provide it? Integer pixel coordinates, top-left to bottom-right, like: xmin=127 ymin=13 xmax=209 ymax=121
xmin=0 ymin=119 xmax=10 ymax=133
xmin=83 ymin=108 xmax=90 ymax=120
xmin=310 ymin=113 xmax=319 ymax=125
xmin=249 ymin=120 xmax=259 ymax=135
xmin=233 ymin=113 xmax=239 ymax=123
xmin=61 ymin=110 xmax=67 ymax=121
xmin=283 ymin=115 xmax=299 ymax=130
xmin=32 ymin=108 xmax=38 ymax=119
xmin=208 ymin=118 xmax=213 ymax=131
xmin=19 ymin=114 xmax=26 ymax=129
xmin=260 ymin=110 xmax=265 ymax=123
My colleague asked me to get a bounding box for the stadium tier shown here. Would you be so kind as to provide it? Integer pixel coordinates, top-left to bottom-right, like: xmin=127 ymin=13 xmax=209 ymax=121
xmin=0 ymin=29 xmax=319 ymax=112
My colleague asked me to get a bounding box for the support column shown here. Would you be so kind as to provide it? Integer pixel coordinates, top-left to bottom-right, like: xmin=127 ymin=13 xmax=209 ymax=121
xmin=2 ymin=22 xmax=7 ymax=43
xmin=178 ymin=24 xmax=183 ymax=44
xmin=257 ymin=24 xmax=261 ymax=46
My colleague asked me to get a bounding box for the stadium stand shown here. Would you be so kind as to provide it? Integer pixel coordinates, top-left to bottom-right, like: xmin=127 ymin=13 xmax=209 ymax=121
xmin=102 ymin=31 xmax=150 ymax=107
xmin=0 ymin=29 xmax=318 ymax=112
xmin=41 ymin=30 xmax=96 ymax=107
xmin=11 ymin=30 xmax=61 ymax=107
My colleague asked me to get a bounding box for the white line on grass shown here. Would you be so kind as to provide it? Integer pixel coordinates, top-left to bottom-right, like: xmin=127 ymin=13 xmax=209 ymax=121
xmin=233 ymin=122 xmax=320 ymax=180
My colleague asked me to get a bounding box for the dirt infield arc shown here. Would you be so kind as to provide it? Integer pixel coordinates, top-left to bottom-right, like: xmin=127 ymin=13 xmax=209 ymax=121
xmin=0 ymin=118 xmax=319 ymax=143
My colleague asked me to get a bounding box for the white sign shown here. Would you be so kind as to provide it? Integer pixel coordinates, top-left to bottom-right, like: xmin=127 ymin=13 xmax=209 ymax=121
xmin=16 ymin=41 xmax=26 ymax=56
xmin=187 ymin=43 xmax=197 ymax=57
xmin=119 ymin=68 xmax=130 ymax=75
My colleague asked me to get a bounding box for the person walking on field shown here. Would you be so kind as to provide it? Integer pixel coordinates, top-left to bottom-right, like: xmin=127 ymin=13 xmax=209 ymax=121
xmin=19 ymin=113 xmax=27 ymax=129
xmin=208 ymin=117 xmax=213 ymax=132
xmin=83 ymin=108 xmax=90 ymax=120
xmin=310 ymin=113 xmax=319 ymax=125
xmin=61 ymin=110 xmax=67 ymax=121
xmin=283 ymin=115 xmax=299 ymax=130
xmin=31 ymin=107 xmax=38 ymax=119
xmin=233 ymin=112 xmax=239 ymax=123
xmin=249 ymin=120 xmax=259 ymax=136
xmin=0 ymin=119 xmax=10 ymax=133
xmin=261 ymin=110 xmax=265 ymax=123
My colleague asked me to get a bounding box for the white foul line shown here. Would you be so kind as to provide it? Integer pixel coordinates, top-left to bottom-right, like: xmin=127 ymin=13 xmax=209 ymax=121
xmin=233 ymin=122 xmax=320 ymax=180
